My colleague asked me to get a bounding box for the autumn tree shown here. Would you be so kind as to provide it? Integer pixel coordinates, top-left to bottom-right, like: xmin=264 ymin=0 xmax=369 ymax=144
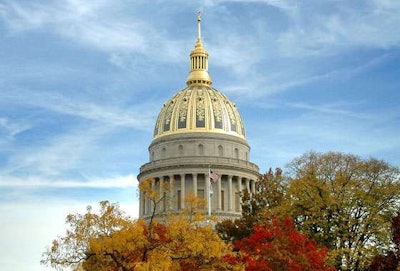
xmin=279 ymin=152 xmax=400 ymax=270
xmin=42 ymin=179 xmax=229 ymax=270
xmin=216 ymin=168 xmax=285 ymax=242
xmin=368 ymin=211 xmax=400 ymax=271
xmin=225 ymin=217 xmax=334 ymax=271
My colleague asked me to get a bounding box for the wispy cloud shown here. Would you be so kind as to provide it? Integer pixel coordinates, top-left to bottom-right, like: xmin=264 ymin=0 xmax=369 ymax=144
xmin=248 ymin=101 xmax=400 ymax=171
xmin=219 ymin=51 xmax=392 ymax=99
xmin=0 ymin=117 xmax=31 ymax=138
xmin=1 ymin=87 xmax=157 ymax=130
xmin=0 ymin=0 xmax=189 ymax=65
xmin=2 ymin=130 xmax=94 ymax=176
xmin=276 ymin=1 xmax=400 ymax=57
xmin=30 ymin=92 xmax=155 ymax=129
xmin=2 ymin=1 xmax=147 ymax=51
xmin=0 ymin=174 xmax=136 ymax=188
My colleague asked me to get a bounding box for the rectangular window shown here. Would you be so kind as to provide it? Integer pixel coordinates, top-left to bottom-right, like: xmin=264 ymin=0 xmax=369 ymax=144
xmin=196 ymin=117 xmax=205 ymax=127
xmin=142 ymin=197 xmax=146 ymax=215
xmin=197 ymin=189 xmax=205 ymax=199
xmin=235 ymin=192 xmax=240 ymax=212
xmin=221 ymin=190 xmax=225 ymax=211
xmin=177 ymin=190 xmax=182 ymax=210
xmin=163 ymin=192 xmax=167 ymax=212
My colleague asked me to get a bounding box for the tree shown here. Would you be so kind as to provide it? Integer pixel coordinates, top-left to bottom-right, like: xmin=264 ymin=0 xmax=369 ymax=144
xmin=368 ymin=211 xmax=400 ymax=271
xmin=41 ymin=200 xmax=134 ymax=268
xmin=216 ymin=168 xmax=285 ymax=242
xmin=41 ymin=180 xmax=229 ymax=270
xmin=225 ymin=217 xmax=334 ymax=271
xmin=279 ymin=152 xmax=400 ymax=270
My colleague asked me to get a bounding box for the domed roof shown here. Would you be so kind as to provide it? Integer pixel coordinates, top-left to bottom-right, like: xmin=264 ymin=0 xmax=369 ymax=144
xmin=153 ymin=85 xmax=246 ymax=139
xmin=153 ymin=12 xmax=246 ymax=140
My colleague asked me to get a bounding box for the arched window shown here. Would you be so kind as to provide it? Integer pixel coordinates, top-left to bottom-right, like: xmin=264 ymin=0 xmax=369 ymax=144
xmin=218 ymin=145 xmax=223 ymax=157
xmin=161 ymin=147 xmax=166 ymax=159
xmin=234 ymin=148 xmax=239 ymax=159
xmin=198 ymin=144 xmax=204 ymax=155
xmin=178 ymin=145 xmax=184 ymax=156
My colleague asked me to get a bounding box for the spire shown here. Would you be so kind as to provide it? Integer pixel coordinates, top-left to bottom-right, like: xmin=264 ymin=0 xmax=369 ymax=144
xmin=186 ymin=12 xmax=212 ymax=86
xmin=197 ymin=11 xmax=201 ymax=41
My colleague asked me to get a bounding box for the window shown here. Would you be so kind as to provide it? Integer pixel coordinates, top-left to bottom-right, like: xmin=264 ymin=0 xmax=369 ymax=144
xmin=142 ymin=197 xmax=146 ymax=215
xmin=234 ymin=148 xmax=239 ymax=159
xmin=218 ymin=145 xmax=223 ymax=157
xmin=178 ymin=145 xmax=184 ymax=156
xmin=197 ymin=189 xmax=205 ymax=199
xmin=177 ymin=190 xmax=182 ymax=210
xmin=221 ymin=190 xmax=225 ymax=211
xmin=198 ymin=144 xmax=204 ymax=155
xmin=235 ymin=192 xmax=240 ymax=212
xmin=163 ymin=192 xmax=167 ymax=212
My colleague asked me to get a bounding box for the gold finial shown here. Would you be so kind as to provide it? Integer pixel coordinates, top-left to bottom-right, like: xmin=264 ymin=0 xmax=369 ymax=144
xmin=197 ymin=11 xmax=201 ymax=40
xmin=186 ymin=11 xmax=212 ymax=86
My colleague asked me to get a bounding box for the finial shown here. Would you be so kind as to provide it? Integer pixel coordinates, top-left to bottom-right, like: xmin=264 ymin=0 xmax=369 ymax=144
xmin=197 ymin=11 xmax=201 ymax=40
xmin=186 ymin=11 xmax=212 ymax=86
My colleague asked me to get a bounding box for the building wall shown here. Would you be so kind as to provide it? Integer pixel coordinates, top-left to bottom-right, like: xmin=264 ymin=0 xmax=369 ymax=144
xmin=138 ymin=132 xmax=259 ymax=221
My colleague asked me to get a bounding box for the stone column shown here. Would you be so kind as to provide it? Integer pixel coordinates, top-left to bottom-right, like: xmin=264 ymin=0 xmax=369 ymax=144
xmin=149 ymin=178 xmax=156 ymax=214
xmin=251 ymin=179 xmax=256 ymax=194
xmin=169 ymin=175 xmax=174 ymax=211
xmin=217 ymin=175 xmax=222 ymax=210
xmin=193 ymin=173 xmax=198 ymax=197
xmin=181 ymin=174 xmax=185 ymax=209
xmin=159 ymin=177 xmax=164 ymax=212
xmin=238 ymin=177 xmax=242 ymax=212
xmin=205 ymin=172 xmax=210 ymax=216
xmin=246 ymin=178 xmax=250 ymax=193
xmin=228 ymin=175 xmax=233 ymax=211
xmin=139 ymin=186 xmax=142 ymax=216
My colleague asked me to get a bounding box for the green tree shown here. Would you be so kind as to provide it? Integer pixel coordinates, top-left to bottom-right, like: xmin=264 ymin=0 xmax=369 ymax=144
xmin=279 ymin=152 xmax=400 ymax=270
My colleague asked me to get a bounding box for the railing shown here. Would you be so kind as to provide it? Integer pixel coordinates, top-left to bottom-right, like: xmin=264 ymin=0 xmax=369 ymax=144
xmin=140 ymin=156 xmax=259 ymax=172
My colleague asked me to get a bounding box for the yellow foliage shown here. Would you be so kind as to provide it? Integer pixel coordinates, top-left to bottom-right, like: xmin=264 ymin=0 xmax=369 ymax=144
xmin=42 ymin=197 xmax=230 ymax=271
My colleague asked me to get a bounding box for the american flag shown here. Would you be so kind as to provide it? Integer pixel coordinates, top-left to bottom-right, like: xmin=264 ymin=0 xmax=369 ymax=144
xmin=210 ymin=171 xmax=219 ymax=182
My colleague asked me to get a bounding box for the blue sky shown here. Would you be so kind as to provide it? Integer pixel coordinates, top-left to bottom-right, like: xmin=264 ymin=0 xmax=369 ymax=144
xmin=0 ymin=0 xmax=399 ymax=270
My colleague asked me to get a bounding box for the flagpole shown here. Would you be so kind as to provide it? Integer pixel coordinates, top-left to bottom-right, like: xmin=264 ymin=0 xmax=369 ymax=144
xmin=208 ymin=165 xmax=211 ymax=218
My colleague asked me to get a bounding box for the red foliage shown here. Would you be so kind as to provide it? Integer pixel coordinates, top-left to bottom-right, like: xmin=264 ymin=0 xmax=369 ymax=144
xmin=225 ymin=217 xmax=334 ymax=271
xmin=392 ymin=212 xmax=400 ymax=250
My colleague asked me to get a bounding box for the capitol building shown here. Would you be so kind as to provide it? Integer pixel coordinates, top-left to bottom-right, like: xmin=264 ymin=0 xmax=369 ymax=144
xmin=138 ymin=13 xmax=260 ymax=220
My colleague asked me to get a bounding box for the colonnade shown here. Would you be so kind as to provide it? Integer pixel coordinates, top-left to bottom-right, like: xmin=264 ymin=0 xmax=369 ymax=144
xmin=139 ymin=172 xmax=257 ymax=217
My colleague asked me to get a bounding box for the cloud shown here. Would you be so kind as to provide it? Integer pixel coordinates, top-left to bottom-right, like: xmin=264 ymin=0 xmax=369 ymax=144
xmin=0 ymin=117 xmax=31 ymax=138
xmin=0 ymin=174 xmax=137 ymax=188
xmin=203 ymin=0 xmax=295 ymax=12
xmin=32 ymin=92 xmax=155 ymax=129
xmin=1 ymin=1 xmax=146 ymax=51
xmin=1 ymin=86 xmax=157 ymax=130
xmin=276 ymin=0 xmax=400 ymax=57
xmin=219 ymin=51 xmax=392 ymax=100
xmin=248 ymin=101 xmax=400 ymax=172
xmin=0 ymin=0 xmax=189 ymax=65
xmin=0 ymin=122 xmax=110 ymax=177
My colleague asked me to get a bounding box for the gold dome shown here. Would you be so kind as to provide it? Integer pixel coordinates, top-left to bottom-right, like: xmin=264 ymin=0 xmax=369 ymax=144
xmin=153 ymin=85 xmax=246 ymax=139
xmin=153 ymin=12 xmax=246 ymax=140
